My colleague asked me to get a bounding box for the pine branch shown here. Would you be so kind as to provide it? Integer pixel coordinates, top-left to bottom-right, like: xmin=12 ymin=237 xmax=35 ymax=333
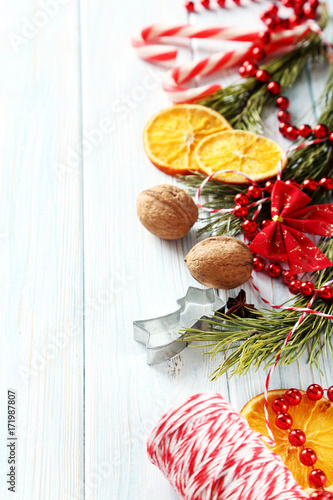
xmin=182 ymin=237 xmax=333 ymax=380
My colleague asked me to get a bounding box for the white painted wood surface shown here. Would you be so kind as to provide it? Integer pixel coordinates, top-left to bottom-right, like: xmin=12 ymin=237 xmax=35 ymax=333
xmin=0 ymin=1 xmax=332 ymax=499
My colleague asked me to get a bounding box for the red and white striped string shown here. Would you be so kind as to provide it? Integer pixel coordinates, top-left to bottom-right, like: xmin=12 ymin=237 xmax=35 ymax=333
xmin=194 ymin=169 xmax=268 ymax=218
xmin=256 ymin=278 xmax=333 ymax=445
xmin=307 ymin=20 xmax=333 ymax=61
xmin=147 ymin=392 xmax=310 ymax=499
xmin=250 ymin=277 xmax=333 ymax=319
xmin=132 ymin=24 xmax=310 ymax=102
xmin=277 ymin=137 xmax=326 ymax=179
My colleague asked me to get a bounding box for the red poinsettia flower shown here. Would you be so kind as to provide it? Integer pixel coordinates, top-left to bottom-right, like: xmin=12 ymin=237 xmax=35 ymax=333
xmin=250 ymin=180 xmax=333 ymax=274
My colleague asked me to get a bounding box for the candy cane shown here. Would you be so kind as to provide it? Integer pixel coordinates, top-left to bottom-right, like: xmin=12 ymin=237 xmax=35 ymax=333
xmin=132 ymin=24 xmax=311 ymax=102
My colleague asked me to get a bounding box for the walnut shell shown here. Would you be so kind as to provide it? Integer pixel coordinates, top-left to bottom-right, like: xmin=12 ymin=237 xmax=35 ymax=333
xmin=185 ymin=236 xmax=253 ymax=290
xmin=137 ymin=184 xmax=198 ymax=240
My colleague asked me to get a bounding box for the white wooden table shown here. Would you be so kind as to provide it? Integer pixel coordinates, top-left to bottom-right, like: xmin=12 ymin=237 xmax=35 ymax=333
xmin=0 ymin=1 xmax=332 ymax=499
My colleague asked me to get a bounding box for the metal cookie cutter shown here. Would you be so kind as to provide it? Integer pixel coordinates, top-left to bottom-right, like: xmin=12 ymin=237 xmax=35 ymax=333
xmin=133 ymin=286 xmax=224 ymax=365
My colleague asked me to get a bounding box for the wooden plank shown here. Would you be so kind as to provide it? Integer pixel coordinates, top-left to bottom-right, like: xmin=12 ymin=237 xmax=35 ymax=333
xmin=80 ymin=1 xmax=198 ymax=498
xmin=0 ymin=2 xmax=83 ymax=498
xmin=82 ymin=0 xmax=333 ymax=497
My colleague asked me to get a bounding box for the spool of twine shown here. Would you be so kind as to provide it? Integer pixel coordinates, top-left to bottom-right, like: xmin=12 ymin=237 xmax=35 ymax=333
xmin=147 ymin=392 xmax=309 ymax=499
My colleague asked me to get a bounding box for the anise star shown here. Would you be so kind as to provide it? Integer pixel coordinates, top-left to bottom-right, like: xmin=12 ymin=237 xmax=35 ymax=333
xmin=225 ymin=289 xmax=260 ymax=319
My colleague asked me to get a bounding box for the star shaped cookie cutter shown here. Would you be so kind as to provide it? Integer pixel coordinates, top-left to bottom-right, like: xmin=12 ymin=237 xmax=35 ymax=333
xmin=133 ymin=287 xmax=224 ymax=365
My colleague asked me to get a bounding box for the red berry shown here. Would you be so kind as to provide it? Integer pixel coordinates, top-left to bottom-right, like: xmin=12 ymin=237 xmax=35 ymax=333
xmin=258 ymin=31 xmax=271 ymax=43
xmin=311 ymin=492 xmax=333 ymax=500
xmin=272 ymin=397 xmax=289 ymax=414
xmin=284 ymin=388 xmax=302 ymax=405
xmin=282 ymin=270 xmax=296 ymax=285
xmin=302 ymin=178 xmax=318 ymax=192
xmin=276 ymin=412 xmax=292 ymax=430
xmin=245 ymin=229 xmax=259 ymax=241
xmin=234 ymin=193 xmax=249 ymax=206
xmin=279 ymin=122 xmax=288 ymax=136
xmin=277 ymin=110 xmax=291 ymax=123
xmin=242 ymin=60 xmax=252 ymax=68
xmin=282 ymin=0 xmax=293 ymax=7
xmin=253 ymin=256 xmax=266 ymax=271
xmin=319 ymin=177 xmax=333 ymax=190
xmin=233 ymin=0 xmax=241 ymax=5
xmin=201 ymin=0 xmax=210 ymax=8
xmin=289 ymin=13 xmax=303 ymax=26
xmin=300 ymin=281 xmax=316 ymax=297
xmin=260 ymin=11 xmax=270 ymax=21
xmin=267 ymin=81 xmax=281 ymax=95
xmin=289 ymin=279 xmax=302 ymax=295
xmin=289 ymin=429 xmax=306 ymax=447
xmin=242 ymin=220 xmax=258 ymax=233
xmin=245 ymin=63 xmax=258 ymax=77
xmin=234 ymin=205 xmax=248 ymax=218
xmin=252 ymin=46 xmax=266 ymax=60
xmin=280 ymin=18 xmax=290 ymax=29
xmin=309 ymin=0 xmax=319 ymax=7
xmin=327 ymin=386 xmax=333 ymax=402
xmin=266 ymin=3 xmax=278 ymax=15
xmin=268 ymin=262 xmax=282 ymax=278
xmin=247 ymin=185 xmax=262 ymax=199
xmin=300 ymin=448 xmax=317 ymax=466
xmin=217 ymin=0 xmax=226 ymax=6
xmin=293 ymin=3 xmax=304 ymax=16
xmin=329 ymin=132 xmax=333 ymax=143
xmin=318 ymin=286 xmax=333 ymax=301
xmin=264 ymin=180 xmax=275 ymax=193
xmin=309 ymin=469 xmax=327 ymax=488
xmin=285 ymin=125 xmax=299 ymax=141
xmin=304 ymin=5 xmax=317 ymax=18
xmin=239 ymin=66 xmax=247 ymax=78
xmin=256 ymin=69 xmax=270 ymax=83
xmin=285 ymin=179 xmax=299 ymax=188
xmin=314 ymin=123 xmax=329 ymax=139
xmin=276 ymin=96 xmax=289 ymax=109
xmin=265 ymin=18 xmax=277 ymax=31
xmin=298 ymin=124 xmax=312 ymax=138
xmin=307 ymin=384 xmax=323 ymax=401
xmin=185 ymin=1 xmax=195 ymax=12
xmin=261 ymin=219 xmax=271 ymax=229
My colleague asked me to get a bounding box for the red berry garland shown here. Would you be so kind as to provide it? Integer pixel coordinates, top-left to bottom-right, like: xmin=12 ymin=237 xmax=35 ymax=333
xmin=230 ymin=179 xmax=333 ymax=302
xmin=185 ymin=0 xmax=331 ymax=141
xmin=236 ymin=1 xmax=333 ymax=142
xmin=272 ymin=385 xmax=333 ymax=496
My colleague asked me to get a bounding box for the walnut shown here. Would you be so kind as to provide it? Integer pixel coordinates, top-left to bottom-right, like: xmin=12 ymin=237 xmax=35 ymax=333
xmin=185 ymin=236 xmax=253 ymax=289
xmin=137 ymin=184 xmax=198 ymax=240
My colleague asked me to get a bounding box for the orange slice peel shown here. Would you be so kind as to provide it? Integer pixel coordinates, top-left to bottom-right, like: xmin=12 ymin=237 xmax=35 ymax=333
xmin=241 ymin=390 xmax=333 ymax=492
xmin=195 ymin=130 xmax=284 ymax=184
xmin=143 ymin=104 xmax=232 ymax=177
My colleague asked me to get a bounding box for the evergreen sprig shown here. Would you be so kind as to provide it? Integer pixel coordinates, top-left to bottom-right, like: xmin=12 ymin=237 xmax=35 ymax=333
xmin=182 ymin=238 xmax=333 ymax=379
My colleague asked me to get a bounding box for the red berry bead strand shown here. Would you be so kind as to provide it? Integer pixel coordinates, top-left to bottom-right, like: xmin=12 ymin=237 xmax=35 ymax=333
xmin=238 ymin=1 xmax=332 ymax=142
xmin=272 ymin=385 xmax=332 ymax=495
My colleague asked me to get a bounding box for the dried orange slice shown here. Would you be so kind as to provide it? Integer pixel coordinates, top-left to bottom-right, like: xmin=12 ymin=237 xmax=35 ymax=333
xmin=143 ymin=104 xmax=232 ymax=177
xmin=240 ymin=390 xmax=333 ymax=492
xmin=195 ymin=130 xmax=284 ymax=183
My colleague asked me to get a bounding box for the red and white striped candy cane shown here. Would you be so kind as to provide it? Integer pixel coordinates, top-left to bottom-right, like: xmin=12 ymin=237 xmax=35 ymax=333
xmin=132 ymin=24 xmax=311 ymax=102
